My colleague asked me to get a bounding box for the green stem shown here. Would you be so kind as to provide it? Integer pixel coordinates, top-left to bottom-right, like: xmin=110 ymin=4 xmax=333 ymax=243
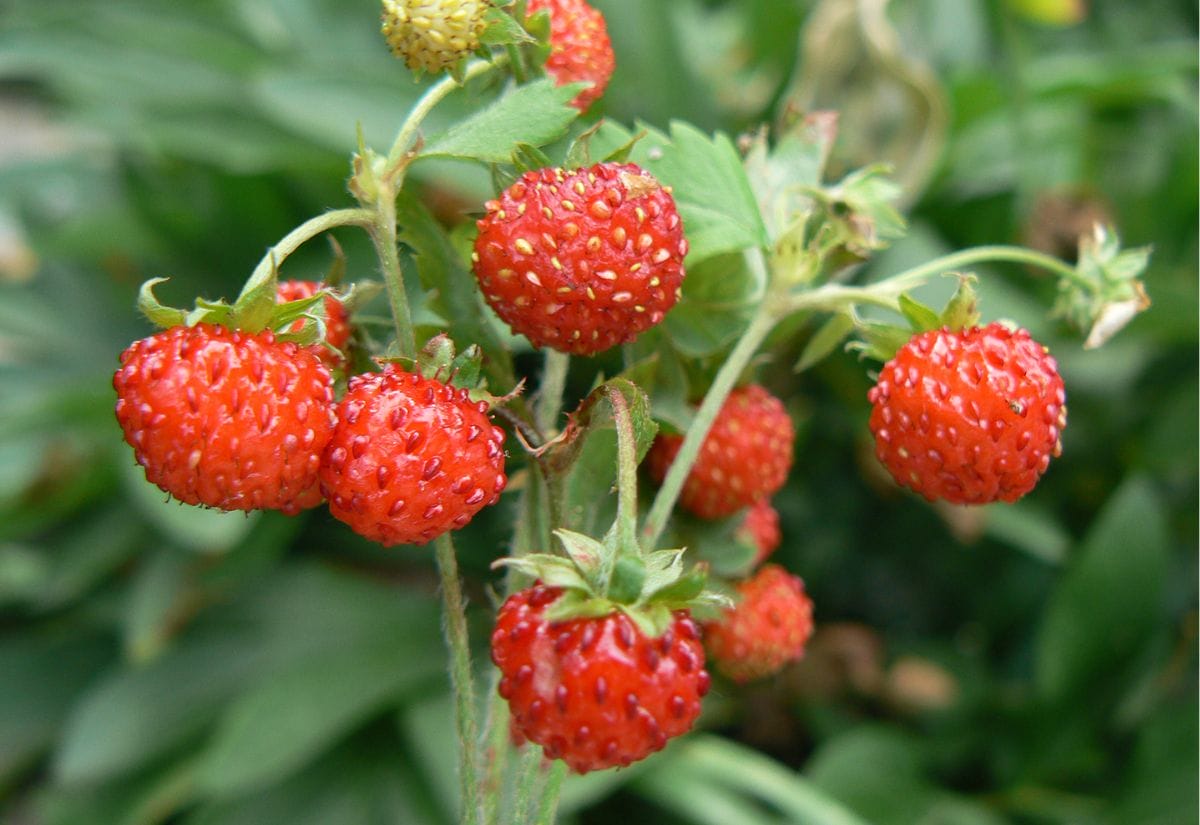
xmin=434 ymin=534 xmax=481 ymax=825
xmin=478 ymin=680 xmax=510 ymax=825
xmin=641 ymin=305 xmax=779 ymax=548
xmin=535 ymin=350 xmax=570 ymax=435
xmin=246 ymin=208 xmax=373 ymax=288
xmin=882 ymin=244 xmax=1085 ymax=291
xmin=510 ymin=746 xmax=544 ymax=825
xmin=369 ymin=194 xmax=417 ymax=360
xmin=533 ymin=762 xmax=567 ymax=825
xmin=607 ymin=386 xmax=640 ymax=554
xmin=386 ymin=56 xmax=509 ymax=172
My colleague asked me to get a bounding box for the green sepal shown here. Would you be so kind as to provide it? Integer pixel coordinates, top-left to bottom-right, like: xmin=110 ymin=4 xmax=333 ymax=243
xmin=490 ymin=163 xmax=521 ymax=195
xmin=349 ymin=128 xmax=383 ymax=206
xmin=512 ymin=142 xmax=553 ymax=173
xmin=137 ymin=279 xmax=187 ymax=328
xmin=607 ymin=556 xmax=647 ymax=605
xmin=645 ymin=563 xmax=707 ymax=605
xmin=553 ymin=529 xmax=605 ymax=579
xmin=481 ymin=7 xmax=535 ymax=46
xmin=939 ymin=274 xmax=981 ymax=331
xmin=492 ymin=554 xmax=592 ymax=592
xmin=324 ymin=236 xmax=347 ymax=287
xmin=795 ymin=312 xmax=854 ymax=372
xmin=564 ymin=120 xmax=605 ymax=170
xmin=412 ymin=334 xmax=500 ymax=400
xmin=847 ymin=318 xmax=914 ymax=363
xmin=640 ymin=547 xmax=686 ymax=599
xmin=620 ymin=603 xmax=674 ymax=639
xmin=1055 ymin=225 xmax=1152 ymax=348
xmin=898 ymin=293 xmax=940 ymax=332
xmin=544 ymin=590 xmax=618 ymax=624
xmin=230 ymin=254 xmax=280 ymax=333
xmin=185 ymin=299 xmax=233 ymax=329
xmin=598 ymin=128 xmax=647 ymax=165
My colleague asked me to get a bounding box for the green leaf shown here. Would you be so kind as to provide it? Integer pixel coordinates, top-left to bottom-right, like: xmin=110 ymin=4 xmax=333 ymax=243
xmin=634 ymin=735 xmax=872 ymax=825
xmin=123 ymin=548 xmax=190 ymax=663
xmin=195 ymin=617 xmax=441 ymax=799
xmin=664 ymin=252 xmax=761 ymax=358
xmin=0 ymin=632 xmax=112 ymax=787
xmin=512 ymin=141 xmax=553 ymax=173
xmin=420 ymin=79 xmax=582 ymax=163
xmin=806 ymin=726 xmax=934 ymax=825
xmin=1035 ymin=476 xmax=1169 ymax=701
xmin=395 ymin=192 xmax=516 ymax=390
xmin=743 ymin=111 xmax=838 ymax=238
xmin=588 ymin=120 xmax=769 ymax=265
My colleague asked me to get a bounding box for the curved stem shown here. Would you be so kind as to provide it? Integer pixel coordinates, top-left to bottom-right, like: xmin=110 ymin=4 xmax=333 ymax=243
xmin=882 ymin=244 xmax=1085 ymax=291
xmin=434 ymin=534 xmax=481 ymax=825
xmin=386 ymin=56 xmax=510 ymax=171
xmin=247 ymin=208 xmax=373 ymax=286
xmin=369 ymin=195 xmax=417 ymax=360
xmin=640 ymin=304 xmax=780 ymax=549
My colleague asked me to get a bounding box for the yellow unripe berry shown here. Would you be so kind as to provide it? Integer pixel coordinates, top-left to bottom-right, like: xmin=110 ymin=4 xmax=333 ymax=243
xmin=381 ymin=0 xmax=490 ymax=75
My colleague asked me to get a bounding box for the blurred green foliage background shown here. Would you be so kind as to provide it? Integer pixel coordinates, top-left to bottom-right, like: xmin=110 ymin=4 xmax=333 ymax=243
xmin=0 ymin=1 xmax=1195 ymax=823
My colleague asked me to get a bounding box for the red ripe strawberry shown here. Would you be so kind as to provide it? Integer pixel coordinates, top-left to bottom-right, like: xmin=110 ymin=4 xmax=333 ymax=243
xmin=867 ymin=323 xmax=1067 ymax=504
xmin=319 ymin=365 xmax=507 ymax=546
xmin=737 ymin=499 xmax=781 ymax=566
xmin=276 ymin=279 xmax=352 ymax=369
xmin=473 ymin=163 xmax=688 ymax=356
xmin=114 ymin=323 xmax=335 ymax=514
xmin=527 ymin=0 xmax=615 ymax=110
xmin=492 ymin=583 xmax=710 ymax=773
xmin=646 ymin=385 xmax=794 ymax=520
xmin=703 ymin=564 xmax=814 ymax=683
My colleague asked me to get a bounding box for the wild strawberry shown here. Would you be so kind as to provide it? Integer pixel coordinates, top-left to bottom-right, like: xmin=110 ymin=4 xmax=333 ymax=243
xmin=867 ymin=323 xmax=1067 ymax=504
xmin=276 ymin=279 xmax=352 ymax=370
xmin=472 ymin=163 xmax=688 ymax=356
xmin=737 ymin=499 xmax=781 ymax=566
xmin=319 ymin=365 xmax=507 ymax=546
xmin=527 ymin=0 xmax=615 ymax=110
xmin=646 ymin=385 xmax=794 ymax=520
xmin=114 ymin=323 xmax=335 ymax=514
xmin=491 ymin=583 xmax=710 ymax=773
xmin=703 ymin=564 xmax=814 ymax=683
xmin=380 ymin=0 xmax=489 ymax=75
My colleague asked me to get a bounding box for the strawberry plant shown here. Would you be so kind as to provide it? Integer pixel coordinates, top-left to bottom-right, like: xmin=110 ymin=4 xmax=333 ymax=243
xmin=1 ymin=2 xmax=1195 ymax=825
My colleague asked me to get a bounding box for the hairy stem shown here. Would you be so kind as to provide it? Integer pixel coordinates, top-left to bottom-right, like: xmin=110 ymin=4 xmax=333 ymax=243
xmin=533 ymin=762 xmax=568 ymax=825
xmin=640 ymin=304 xmax=779 ymax=548
xmin=434 ymin=534 xmax=481 ymax=825
xmin=369 ymin=193 xmax=417 ymax=360
xmin=246 ymin=208 xmax=373 ymax=288
xmin=535 ymin=349 xmax=571 ymax=434
xmin=608 ymin=386 xmax=640 ymax=554
xmin=387 ymin=56 xmax=509 ymax=172
xmin=478 ymin=679 xmax=510 ymax=825
xmin=510 ymin=746 xmax=545 ymax=825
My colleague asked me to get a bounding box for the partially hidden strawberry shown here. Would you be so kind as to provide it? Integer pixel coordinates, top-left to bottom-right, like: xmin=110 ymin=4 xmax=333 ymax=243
xmin=492 ymin=582 xmax=709 ymax=773
xmin=737 ymin=499 xmax=782 ymax=566
xmin=276 ymin=279 xmax=352 ymax=370
xmin=527 ymin=0 xmax=616 ymax=110
xmin=319 ymin=365 xmax=507 ymax=546
xmin=114 ymin=323 xmax=335 ymax=514
xmin=473 ymin=162 xmax=688 ymax=356
xmin=380 ymin=0 xmax=490 ymax=75
xmin=867 ymin=322 xmax=1067 ymax=504
xmin=703 ymin=564 xmax=814 ymax=683
xmin=646 ymin=385 xmax=794 ymax=520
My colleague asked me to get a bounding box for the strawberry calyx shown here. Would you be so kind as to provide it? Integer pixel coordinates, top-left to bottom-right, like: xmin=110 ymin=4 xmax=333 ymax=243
xmin=849 ymin=274 xmax=983 ymax=364
xmin=135 ymin=262 xmax=348 ymax=350
xmin=495 ymin=380 xmax=728 ymax=637
xmin=374 ymin=333 xmax=523 ymax=410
